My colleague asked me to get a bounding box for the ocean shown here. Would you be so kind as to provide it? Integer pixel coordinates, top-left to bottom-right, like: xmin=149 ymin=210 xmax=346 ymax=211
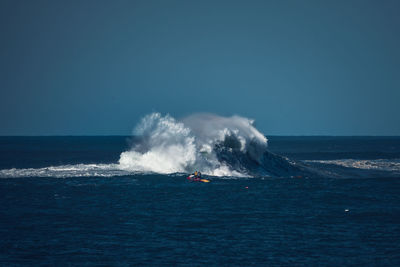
xmin=1 ymin=135 xmax=400 ymax=266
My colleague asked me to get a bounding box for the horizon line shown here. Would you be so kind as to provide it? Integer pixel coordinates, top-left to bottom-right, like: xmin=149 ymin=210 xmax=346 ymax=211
xmin=1 ymin=135 xmax=400 ymax=138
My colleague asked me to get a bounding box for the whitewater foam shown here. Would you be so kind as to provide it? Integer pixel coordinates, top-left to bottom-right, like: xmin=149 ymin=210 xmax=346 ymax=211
xmin=118 ymin=113 xmax=268 ymax=176
xmin=119 ymin=113 xmax=197 ymax=174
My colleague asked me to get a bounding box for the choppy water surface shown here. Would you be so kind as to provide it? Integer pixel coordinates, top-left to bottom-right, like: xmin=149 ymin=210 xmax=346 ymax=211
xmin=1 ymin=135 xmax=400 ymax=265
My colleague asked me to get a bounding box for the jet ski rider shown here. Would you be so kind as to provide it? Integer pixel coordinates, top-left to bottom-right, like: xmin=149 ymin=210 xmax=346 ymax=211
xmin=193 ymin=171 xmax=202 ymax=179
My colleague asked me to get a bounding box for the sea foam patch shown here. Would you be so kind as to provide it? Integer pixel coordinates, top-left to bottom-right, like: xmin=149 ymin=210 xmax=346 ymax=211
xmin=0 ymin=164 xmax=131 ymax=178
xmin=304 ymin=159 xmax=400 ymax=173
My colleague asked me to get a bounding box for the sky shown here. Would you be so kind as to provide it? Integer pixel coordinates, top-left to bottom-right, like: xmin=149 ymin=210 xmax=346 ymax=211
xmin=0 ymin=0 xmax=399 ymax=136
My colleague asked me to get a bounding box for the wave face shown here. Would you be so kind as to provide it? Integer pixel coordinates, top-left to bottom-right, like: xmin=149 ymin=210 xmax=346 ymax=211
xmin=118 ymin=113 xmax=308 ymax=177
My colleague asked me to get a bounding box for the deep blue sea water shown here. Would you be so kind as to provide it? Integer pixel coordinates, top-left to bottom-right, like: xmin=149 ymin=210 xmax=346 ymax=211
xmin=1 ymin=136 xmax=400 ymax=266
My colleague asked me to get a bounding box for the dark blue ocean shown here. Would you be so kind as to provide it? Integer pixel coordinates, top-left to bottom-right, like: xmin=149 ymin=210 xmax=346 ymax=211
xmin=1 ymin=136 xmax=400 ymax=266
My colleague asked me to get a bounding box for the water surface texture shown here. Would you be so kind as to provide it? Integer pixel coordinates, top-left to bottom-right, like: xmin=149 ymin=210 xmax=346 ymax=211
xmin=1 ymin=135 xmax=400 ymax=265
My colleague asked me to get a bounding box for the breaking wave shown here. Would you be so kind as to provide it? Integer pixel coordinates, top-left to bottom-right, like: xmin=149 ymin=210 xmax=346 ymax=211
xmin=0 ymin=113 xmax=315 ymax=178
xmin=118 ymin=113 xmax=310 ymax=177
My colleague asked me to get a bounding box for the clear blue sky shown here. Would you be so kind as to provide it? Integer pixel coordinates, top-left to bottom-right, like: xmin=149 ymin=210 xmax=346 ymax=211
xmin=1 ymin=0 xmax=399 ymax=135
